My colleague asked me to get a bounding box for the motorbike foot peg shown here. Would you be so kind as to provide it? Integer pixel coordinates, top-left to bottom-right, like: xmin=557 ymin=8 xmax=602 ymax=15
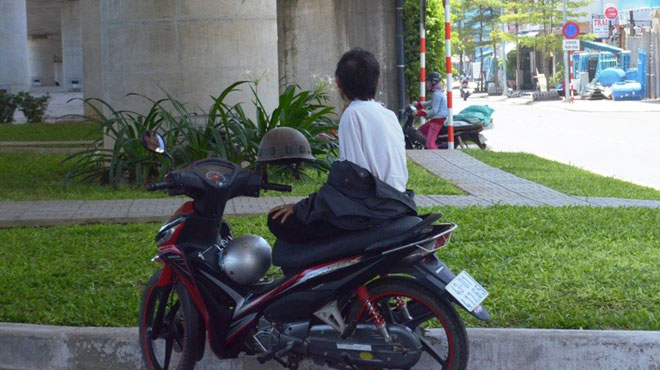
xmin=275 ymin=342 xmax=294 ymax=357
xmin=262 ymin=342 xmax=294 ymax=368
xmin=258 ymin=350 xmax=289 ymax=368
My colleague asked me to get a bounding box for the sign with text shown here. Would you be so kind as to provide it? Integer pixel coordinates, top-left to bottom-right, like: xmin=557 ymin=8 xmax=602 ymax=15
xmin=604 ymin=4 xmax=618 ymax=19
xmin=563 ymin=39 xmax=580 ymax=51
xmin=593 ymin=16 xmax=609 ymax=38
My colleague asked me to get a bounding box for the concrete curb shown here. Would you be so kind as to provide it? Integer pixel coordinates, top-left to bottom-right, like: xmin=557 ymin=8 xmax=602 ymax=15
xmin=1 ymin=323 xmax=659 ymax=370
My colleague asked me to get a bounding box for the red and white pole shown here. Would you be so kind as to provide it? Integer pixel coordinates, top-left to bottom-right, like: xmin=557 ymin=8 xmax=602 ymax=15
xmin=569 ymin=50 xmax=574 ymax=101
xmin=420 ymin=0 xmax=426 ymax=103
xmin=444 ymin=0 xmax=454 ymax=149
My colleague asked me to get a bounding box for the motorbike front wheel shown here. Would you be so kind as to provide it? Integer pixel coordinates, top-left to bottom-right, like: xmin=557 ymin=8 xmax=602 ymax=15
xmin=139 ymin=270 xmax=204 ymax=370
xmin=349 ymin=277 xmax=469 ymax=370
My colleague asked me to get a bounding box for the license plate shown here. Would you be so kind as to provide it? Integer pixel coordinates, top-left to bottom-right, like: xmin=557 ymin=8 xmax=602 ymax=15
xmin=445 ymin=271 xmax=489 ymax=312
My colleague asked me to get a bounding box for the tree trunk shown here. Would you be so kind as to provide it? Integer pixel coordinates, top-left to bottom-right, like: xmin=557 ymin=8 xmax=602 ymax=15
xmin=493 ymin=40 xmax=498 ymax=85
xmin=479 ymin=6 xmax=484 ymax=91
xmin=458 ymin=20 xmax=464 ymax=75
xmin=516 ymin=24 xmax=521 ymax=90
xmin=460 ymin=49 xmax=464 ymax=75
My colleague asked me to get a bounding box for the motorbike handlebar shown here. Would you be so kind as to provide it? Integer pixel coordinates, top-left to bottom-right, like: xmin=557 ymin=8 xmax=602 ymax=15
xmin=261 ymin=182 xmax=292 ymax=193
xmin=146 ymin=182 xmax=169 ymax=191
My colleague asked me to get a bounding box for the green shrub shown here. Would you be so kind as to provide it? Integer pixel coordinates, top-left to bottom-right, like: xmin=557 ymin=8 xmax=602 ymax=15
xmin=548 ymin=67 xmax=565 ymax=89
xmin=64 ymin=81 xmax=338 ymax=187
xmin=247 ymin=82 xmax=338 ymax=174
xmin=0 ymin=92 xmax=18 ymax=123
xmin=15 ymin=92 xmax=50 ymax=123
xmin=403 ymin=0 xmax=446 ymax=100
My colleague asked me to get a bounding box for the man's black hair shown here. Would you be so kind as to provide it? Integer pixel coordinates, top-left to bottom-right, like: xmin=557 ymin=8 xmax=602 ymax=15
xmin=335 ymin=48 xmax=380 ymax=101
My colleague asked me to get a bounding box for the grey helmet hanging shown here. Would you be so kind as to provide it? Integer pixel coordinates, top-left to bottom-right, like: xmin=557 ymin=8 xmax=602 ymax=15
xmin=220 ymin=235 xmax=272 ymax=285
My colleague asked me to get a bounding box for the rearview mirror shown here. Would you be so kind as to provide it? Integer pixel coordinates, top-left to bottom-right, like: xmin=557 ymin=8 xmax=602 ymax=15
xmin=141 ymin=131 xmax=167 ymax=155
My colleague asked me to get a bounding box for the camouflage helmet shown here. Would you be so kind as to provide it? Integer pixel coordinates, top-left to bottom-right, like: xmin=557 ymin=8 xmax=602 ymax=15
xmin=257 ymin=127 xmax=316 ymax=163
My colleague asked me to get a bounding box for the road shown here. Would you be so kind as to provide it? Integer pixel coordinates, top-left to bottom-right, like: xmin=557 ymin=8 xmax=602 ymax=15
xmin=453 ymin=94 xmax=660 ymax=191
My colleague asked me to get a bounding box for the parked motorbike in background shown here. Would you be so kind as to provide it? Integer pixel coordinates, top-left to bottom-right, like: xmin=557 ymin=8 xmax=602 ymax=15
xmin=401 ymin=105 xmax=488 ymax=150
xmin=137 ymin=130 xmax=490 ymax=370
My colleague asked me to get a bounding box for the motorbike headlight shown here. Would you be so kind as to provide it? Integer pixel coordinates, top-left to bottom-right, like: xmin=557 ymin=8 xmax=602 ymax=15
xmin=156 ymin=217 xmax=185 ymax=245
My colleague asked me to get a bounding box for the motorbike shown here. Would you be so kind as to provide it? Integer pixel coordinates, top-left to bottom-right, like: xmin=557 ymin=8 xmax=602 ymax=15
xmin=401 ymin=105 xmax=488 ymax=150
xmin=460 ymin=79 xmax=471 ymax=101
xmin=137 ymin=130 xmax=490 ymax=370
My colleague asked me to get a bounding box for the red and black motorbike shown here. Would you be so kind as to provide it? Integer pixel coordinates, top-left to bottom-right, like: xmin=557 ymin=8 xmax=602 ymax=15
xmin=138 ymin=130 xmax=490 ymax=370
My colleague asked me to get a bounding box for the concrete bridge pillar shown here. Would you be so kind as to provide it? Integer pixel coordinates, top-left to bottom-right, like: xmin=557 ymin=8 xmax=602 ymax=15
xmin=0 ymin=0 xmax=29 ymax=93
xmin=28 ymin=35 xmax=61 ymax=87
xmin=277 ymin=0 xmax=397 ymax=110
xmin=61 ymin=0 xmax=83 ymax=91
xmin=81 ymin=0 xmax=279 ymax=117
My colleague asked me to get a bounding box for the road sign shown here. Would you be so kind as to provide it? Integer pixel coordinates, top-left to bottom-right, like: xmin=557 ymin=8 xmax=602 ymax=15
xmin=562 ymin=22 xmax=580 ymax=39
xmin=604 ymin=5 xmax=618 ymax=19
xmin=563 ymin=39 xmax=580 ymax=51
xmin=592 ymin=16 xmax=609 ymax=38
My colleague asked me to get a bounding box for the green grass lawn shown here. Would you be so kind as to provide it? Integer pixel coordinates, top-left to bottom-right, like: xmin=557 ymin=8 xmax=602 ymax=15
xmin=465 ymin=149 xmax=660 ymax=200
xmin=0 ymin=122 xmax=102 ymax=142
xmin=0 ymin=153 xmax=166 ymax=201
xmin=2 ymin=206 xmax=659 ymax=329
xmin=0 ymin=154 xmax=462 ymax=201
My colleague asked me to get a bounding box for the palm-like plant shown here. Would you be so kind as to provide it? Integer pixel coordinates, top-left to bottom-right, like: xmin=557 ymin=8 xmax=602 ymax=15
xmin=64 ymin=81 xmax=338 ymax=188
xmin=249 ymin=83 xmax=338 ymax=172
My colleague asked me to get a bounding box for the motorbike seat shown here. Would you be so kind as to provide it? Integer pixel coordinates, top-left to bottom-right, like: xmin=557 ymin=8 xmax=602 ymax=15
xmin=440 ymin=123 xmax=483 ymax=135
xmin=272 ymin=216 xmax=423 ymax=270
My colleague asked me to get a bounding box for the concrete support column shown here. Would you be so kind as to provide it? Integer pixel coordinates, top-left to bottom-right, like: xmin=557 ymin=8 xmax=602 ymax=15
xmin=28 ymin=35 xmax=61 ymax=87
xmin=277 ymin=0 xmax=397 ymax=110
xmin=80 ymin=0 xmax=101 ymax=115
xmin=81 ymin=0 xmax=279 ymax=116
xmin=61 ymin=0 xmax=83 ymax=91
xmin=0 ymin=0 xmax=29 ymax=93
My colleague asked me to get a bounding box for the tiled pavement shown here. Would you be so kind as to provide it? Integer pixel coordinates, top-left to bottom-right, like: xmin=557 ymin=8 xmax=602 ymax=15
xmin=2 ymin=150 xmax=660 ymax=228
xmin=407 ymin=150 xmax=590 ymax=207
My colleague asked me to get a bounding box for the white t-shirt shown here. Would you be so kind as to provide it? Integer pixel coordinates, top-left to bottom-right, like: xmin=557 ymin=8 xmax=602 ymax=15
xmin=338 ymin=100 xmax=408 ymax=192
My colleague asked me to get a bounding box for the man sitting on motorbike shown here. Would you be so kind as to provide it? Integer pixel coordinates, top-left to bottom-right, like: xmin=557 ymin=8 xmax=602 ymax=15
xmin=416 ymin=71 xmax=448 ymax=149
xmin=267 ymin=48 xmax=417 ymax=244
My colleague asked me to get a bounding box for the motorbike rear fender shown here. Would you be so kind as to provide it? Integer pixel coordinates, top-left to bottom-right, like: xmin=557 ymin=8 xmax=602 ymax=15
xmin=393 ymin=255 xmax=490 ymax=321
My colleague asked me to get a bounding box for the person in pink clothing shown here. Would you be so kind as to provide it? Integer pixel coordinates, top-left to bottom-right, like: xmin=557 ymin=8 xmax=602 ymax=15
xmin=416 ymin=72 xmax=448 ymax=149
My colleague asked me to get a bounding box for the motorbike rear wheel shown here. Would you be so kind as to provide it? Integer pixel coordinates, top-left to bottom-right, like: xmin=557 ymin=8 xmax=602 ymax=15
xmin=139 ymin=270 xmax=204 ymax=370
xmin=349 ymin=277 xmax=468 ymax=370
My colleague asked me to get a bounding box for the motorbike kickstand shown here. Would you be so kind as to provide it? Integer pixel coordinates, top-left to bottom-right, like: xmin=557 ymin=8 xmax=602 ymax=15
xmin=257 ymin=343 xmax=293 ymax=368
xmin=269 ymin=342 xmax=297 ymax=369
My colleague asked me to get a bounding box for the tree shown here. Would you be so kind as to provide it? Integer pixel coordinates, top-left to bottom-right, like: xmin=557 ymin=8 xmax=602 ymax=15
xmin=452 ymin=0 xmax=477 ymax=76
xmin=403 ymin=0 xmax=446 ymax=101
xmin=463 ymin=0 xmax=503 ymax=91
xmin=524 ymin=0 xmax=591 ymax=75
xmin=494 ymin=0 xmax=592 ymax=90
xmin=495 ymin=0 xmax=534 ymax=90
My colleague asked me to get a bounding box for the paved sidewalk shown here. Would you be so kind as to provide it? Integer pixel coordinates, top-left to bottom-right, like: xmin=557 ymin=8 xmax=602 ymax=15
xmin=3 ymin=323 xmax=659 ymax=370
xmin=2 ymin=150 xmax=660 ymax=228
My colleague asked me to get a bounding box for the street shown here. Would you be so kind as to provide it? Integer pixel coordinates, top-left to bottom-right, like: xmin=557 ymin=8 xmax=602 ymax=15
xmin=454 ymin=94 xmax=660 ymax=191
